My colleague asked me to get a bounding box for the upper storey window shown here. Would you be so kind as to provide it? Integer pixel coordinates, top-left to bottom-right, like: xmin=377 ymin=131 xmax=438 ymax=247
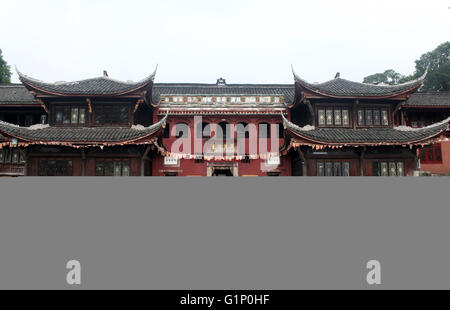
xmin=53 ymin=105 xmax=87 ymax=126
xmin=94 ymin=104 xmax=130 ymax=126
xmin=318 ymin=108 xmax=350 ymax=127
xmin=357 ymin=108 xmax=389 ymax=127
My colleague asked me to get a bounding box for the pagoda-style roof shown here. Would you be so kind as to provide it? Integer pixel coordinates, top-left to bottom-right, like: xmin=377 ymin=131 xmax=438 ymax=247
xmin=0 ymin=114 xmax=167 ymax=148
xmin=0 ymin=84 xmax=40 ymax=106
xmin=282 ymin=114 xmax=449 ymax=148
xmin=292 ymin=69 xmax=426 ymax=100
xmin=403 ymin=92 xmax=450 ymax=108
xmin=152 ymin=81 xmax=295 ymax=106
xmin=17 ymin=67 xmax=157 ymax=99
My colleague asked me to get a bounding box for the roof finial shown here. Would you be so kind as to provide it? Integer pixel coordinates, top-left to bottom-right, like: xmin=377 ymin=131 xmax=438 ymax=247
xmin=335 ymin=72 xmax=340 ymax=79
xmin=103 ymin=70 xmax=109 ymax=77
xmin=216 ymin=77 xmax=226 ymax=86
xmin=291 ymin=65 xmax=300 ymax=82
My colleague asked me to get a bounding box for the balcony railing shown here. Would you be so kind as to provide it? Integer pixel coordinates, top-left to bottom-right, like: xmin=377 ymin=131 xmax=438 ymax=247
xmin=0 ymin=163 xmax=25 ymax=176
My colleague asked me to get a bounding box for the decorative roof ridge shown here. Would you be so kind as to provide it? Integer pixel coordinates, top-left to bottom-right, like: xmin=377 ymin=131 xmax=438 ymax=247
xmin=0 ymin=112 xmax=168 ymax=146
xmin=154 ymin=83 xmax=294 ymax=88
xmin=0 ymin=111 xmax=168 ymax=131
xmin=291 ymin=67 xmax=427 ymax=90
xmin=0 ymin=83 xmax=29 ymax=88
xmin=412 ymin=91 xmax=450 ymax=95
xmin=16 ymin=66 xmax=157 ymax=87
xmin=0 ymin=119 xmax=21 ymax=128
xmin=281 ymin=113 xmax=315 ymax=131
xmin=394 ymin=116 xmax=450 ymax=132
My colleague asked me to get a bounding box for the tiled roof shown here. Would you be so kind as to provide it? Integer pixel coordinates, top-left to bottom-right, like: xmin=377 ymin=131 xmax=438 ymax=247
xmin=17 ymin=69 xmax=156 ymax=96
xmin=293 ymin=71 xmax=426 ymax=98
xmin=0 ymin=84 xmax=38 ymax=105
xmin=404 ymin=92 xmax=450 ymax=108
xmin=152 ymin=83 xmax=296 ymax=105
xmin=0 ymin=114 xmax=167 ymax=145
xmin=283 ymin=114 xmax=449 ymax=146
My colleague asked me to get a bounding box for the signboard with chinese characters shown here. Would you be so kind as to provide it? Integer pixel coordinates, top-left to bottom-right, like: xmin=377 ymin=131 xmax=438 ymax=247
xmin=164 ymin=157 xmax=179 ymax=166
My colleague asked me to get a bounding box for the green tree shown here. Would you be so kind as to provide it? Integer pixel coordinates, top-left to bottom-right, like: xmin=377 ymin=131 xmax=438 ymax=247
xmin=363 ymin=42 xmax=450 ymax=92
xmin=401 ymin=41 xmax=450 ymax=91
xmin=0 ymin=48 xmax=12 ymax=84
xmin=363 ymin=69 xmax=404 ymax=85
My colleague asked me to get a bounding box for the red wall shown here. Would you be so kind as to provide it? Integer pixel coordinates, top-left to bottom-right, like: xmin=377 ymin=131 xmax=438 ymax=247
xmin=152 ymin=156 xmax=291 ymax=176
xmin=420 ymin=140 xmax=450 ymax=175
xmin=153 ymin=113 xmax=289 ymax=176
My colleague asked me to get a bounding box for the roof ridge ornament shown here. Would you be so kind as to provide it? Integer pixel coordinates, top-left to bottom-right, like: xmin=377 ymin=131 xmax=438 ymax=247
xmin=216 ymin=77 xmax=226 ymax=86
xmin=15 ymin=65 xmax=157 ymax=97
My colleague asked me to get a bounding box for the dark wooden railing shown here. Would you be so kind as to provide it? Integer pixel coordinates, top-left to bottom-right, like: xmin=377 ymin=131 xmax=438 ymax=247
xmin=0 ymin=163 xmax=25 ymax=176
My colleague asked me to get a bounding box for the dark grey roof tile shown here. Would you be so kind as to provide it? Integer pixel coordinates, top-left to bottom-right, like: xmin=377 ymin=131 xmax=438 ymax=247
xmin=17 ymin=70 xmax=156 ymax=96
xmin=0 ymin=84 xmax=38 ymax=105
xmin=293 ymin=71 xmax=426 ymax=97
xmin=283 ymin=115 xmax=449 ymax=145
xmin=405 ymin=92 xmax=450 ymax=107
xmin=0 ymin=114 xmax=167 ymax=144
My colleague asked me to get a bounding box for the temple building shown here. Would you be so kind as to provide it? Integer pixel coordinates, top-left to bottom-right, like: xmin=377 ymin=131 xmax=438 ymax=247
xmin=283 ymin=71 xmax=449 ymax=176
xmin=401 ymin=92 xmax=450 ymax=175
xmin=0 ymin=69 xmax=167 ymax=176
xmin=0 ymin=67 xmax=449 ymax=176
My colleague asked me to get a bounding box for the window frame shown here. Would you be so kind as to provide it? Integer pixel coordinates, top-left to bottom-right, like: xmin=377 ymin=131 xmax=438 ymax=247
xmin=316 ymin=160 xmax=351 ymax=176
xmin=95 ymin=159 xmax=131 ymax=176
xmin=317 ymin=106 xmax=351 ymax=128
xmin=38 ymin=159 xmax=73 ymax=176
xmin=357 ymin=106 xmax=391 ymax=128
xmin=52 ymin=104 xmax=88 ymax=126
xmin=372 ymin=161 xmax=405 ymax=176
xmin=420 ymin=143 xmax=443 ymax=164
xmin=93 ymin=103 xmax=131 ymax=127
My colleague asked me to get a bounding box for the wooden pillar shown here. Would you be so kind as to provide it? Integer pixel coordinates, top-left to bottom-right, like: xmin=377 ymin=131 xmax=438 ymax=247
xmin=353 ymin=99 xmax=359 ymax=129
xmin=207 ymin=165 xmax=213 ymax=177
xmin=233 ymin=163 xmax=239 ymax=177
xmin=19 ymin=148 xmax=28 ymax=176
xmin=305 ymin=99 xmax=315 ymax=127
xmin=81 ymin=149 xmax=86 ymax=176
xmin=140 ymin=146 xmax=151 ymax=176
xmin=400 ymin=111 xmax=406 ymax=126
xmin=413 ymin=146 xmax=420 ymax=173
xmin=298 ymin=148 xmax=308 ymax=176
xmin=359 ymin=147 xmax=366 ymax=176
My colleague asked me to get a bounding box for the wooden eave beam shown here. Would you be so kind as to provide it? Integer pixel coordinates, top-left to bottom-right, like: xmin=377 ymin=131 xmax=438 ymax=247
xmin=39 ymin=99 xmax=49 ymax=114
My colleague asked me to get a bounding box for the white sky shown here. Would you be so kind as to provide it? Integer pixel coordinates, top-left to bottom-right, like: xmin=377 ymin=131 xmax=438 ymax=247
xmin=1 ymin=0 xmax=449 ymax=84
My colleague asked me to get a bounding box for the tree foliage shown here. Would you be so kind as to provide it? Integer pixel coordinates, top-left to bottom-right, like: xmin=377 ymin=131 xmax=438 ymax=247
xmin=0 ymin=48 xmax=12 ymax=84
xmin=363 ymin=41 xmax=450 ymax=92
xmin=363 ymin=69 xmax=404 ymax=85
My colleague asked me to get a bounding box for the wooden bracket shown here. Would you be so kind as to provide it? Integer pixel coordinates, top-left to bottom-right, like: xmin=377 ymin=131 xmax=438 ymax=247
xmin=86 ymin=98 xmax=92 ymax=113
xmin=393 ymin=101 xmax=405 ymax=115
xmin=134 ymin=99 xmax=144 ymax=112
xmin=39 ymin=99 xmax=49 ymax=114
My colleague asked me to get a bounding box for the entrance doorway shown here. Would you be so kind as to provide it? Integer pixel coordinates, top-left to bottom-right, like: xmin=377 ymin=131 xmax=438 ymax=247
xmin=207 ymin=163 xmax=238 ymax=176
xmin=212 ymin=168 xmax=233 ymax=176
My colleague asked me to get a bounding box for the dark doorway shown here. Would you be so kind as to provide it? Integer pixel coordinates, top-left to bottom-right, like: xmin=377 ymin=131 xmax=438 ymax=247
xmin=212 ymin=168 xmax=233 ymax=176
